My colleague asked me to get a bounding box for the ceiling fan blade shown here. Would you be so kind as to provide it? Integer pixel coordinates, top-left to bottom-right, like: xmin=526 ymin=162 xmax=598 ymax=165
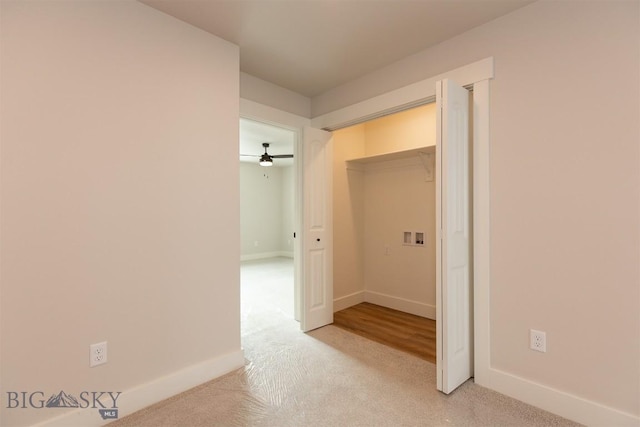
xmin=240 ymin=154 xmax=260 ymax=157
xmin=270 ymin=154 xmax=294 ymax=158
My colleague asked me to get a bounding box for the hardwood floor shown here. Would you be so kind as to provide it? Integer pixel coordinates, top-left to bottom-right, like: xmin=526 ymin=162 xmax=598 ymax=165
xmin=333 ymin=302 xmax=436 ymax=363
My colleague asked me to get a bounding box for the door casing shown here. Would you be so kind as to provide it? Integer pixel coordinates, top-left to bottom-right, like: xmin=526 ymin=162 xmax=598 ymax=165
xmin=310 ymin=57 xmax=493 ymax=387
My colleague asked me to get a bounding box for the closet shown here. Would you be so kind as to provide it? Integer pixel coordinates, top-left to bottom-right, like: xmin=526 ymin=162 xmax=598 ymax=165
xmin=332 ymin=103 xmax=437 ymax=322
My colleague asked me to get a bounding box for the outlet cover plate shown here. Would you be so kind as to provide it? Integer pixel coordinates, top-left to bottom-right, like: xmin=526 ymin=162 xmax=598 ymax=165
xmin=90 ymin=341 xmax=108 ymax=367
xmin=530 ymin=329 xmax=546 ymax=353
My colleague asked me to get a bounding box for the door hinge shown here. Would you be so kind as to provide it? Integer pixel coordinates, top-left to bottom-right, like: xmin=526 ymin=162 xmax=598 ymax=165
xmin=293 ymin=232 xmax=296 ymax=238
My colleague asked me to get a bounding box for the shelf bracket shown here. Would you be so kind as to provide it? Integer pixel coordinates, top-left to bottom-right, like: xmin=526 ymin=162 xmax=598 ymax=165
xmin=418 ymin=151 xmax=434 ymax=182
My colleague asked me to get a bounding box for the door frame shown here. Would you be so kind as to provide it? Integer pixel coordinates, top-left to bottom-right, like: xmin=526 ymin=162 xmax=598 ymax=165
xmin=311 ymin=57 xmax=493 ymax=386
xmin=239 ymin=99 xmax=311 ymax=322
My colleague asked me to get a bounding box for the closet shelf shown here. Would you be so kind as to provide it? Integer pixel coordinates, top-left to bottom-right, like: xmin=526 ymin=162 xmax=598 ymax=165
xmin=345 ymin=146 xmax=434 ymax=164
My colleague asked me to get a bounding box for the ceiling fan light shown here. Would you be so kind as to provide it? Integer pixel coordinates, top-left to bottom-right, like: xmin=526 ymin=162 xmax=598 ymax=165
xmin=259 ymin=153 xmax=273 ymax=166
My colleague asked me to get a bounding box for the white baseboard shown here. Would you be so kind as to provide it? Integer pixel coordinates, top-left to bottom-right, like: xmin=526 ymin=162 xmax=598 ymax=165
xmin=241 ymin=251 xmax=293 ymax=261
xmin=477 ymin=367 xmax=640 ymax=427
xmin=364 ymin=291 xmax=436 ymax=319
xmin=33 ymin=350 xmax=245 ymax=427
xmin=333 ymin=291 xmax=365 ymax=312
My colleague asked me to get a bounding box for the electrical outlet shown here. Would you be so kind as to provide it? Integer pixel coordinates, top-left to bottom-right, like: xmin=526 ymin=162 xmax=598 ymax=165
xmin=530 ymin=330 xmax=546 ymax=353
xmin=90 ymin=342 xmax=108 ymax=367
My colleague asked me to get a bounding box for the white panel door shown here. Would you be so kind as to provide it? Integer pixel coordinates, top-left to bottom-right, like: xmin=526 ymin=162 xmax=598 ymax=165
xmin=301 ymin=127 xmax=333 ymax=332
xmin=436 ymin=79 xmax=472 ymax=394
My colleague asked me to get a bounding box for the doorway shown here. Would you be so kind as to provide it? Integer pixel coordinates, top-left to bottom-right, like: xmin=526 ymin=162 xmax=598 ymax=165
xmin=239 ymin=118 xmax=299 ymax=336
xmin=329 ymin=79 xmax=474 ymax=394
xmin=331 ymin=103 xmax=439 ymax=362
xmin=332 ymin=104 xmax=438 ymax=317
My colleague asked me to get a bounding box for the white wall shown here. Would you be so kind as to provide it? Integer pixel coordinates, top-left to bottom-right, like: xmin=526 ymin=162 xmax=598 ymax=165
xmin=318 ymin=1 xmax=640 ymax=421
xmin=0 ymin=2 xmax=242 ymax=426
xmin=363 ymin=104 xmax=437 ymax=156
xmin=240 ymin=163 xmax=293 ymax=259
xmin=362 ymin=156 xmax=436 ymax=318
xmin=332 ymin=125 xmax=366 ymax=309
xmin=241 ymin=72 xmax=311 ymax=118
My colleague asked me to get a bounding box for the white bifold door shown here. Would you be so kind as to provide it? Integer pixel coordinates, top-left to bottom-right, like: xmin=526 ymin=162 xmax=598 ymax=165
xmin=301 ymin=126 xmax=333 ymax=332
xmin=436 ymin=79 xmax=473 ymax=394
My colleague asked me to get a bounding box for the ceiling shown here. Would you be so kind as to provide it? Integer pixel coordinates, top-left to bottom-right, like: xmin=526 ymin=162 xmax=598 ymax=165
xmin=140 ymin=0 xmax=534 ymax=98
xmin=141 ymin=0 xmax=534 ymax=166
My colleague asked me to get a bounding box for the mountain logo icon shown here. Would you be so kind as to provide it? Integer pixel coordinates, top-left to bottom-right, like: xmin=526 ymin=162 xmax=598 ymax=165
xmin=45 ymin=391 xmax=80 ymax=408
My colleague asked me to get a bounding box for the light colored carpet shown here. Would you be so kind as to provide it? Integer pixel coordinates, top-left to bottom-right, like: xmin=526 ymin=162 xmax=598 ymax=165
xmin=110 ymin=257 xmax=580 ymax=427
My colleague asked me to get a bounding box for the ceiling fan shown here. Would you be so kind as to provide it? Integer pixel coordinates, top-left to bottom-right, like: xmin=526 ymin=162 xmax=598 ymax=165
xmin=240 ymin=143 xmax=293 ymax=167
